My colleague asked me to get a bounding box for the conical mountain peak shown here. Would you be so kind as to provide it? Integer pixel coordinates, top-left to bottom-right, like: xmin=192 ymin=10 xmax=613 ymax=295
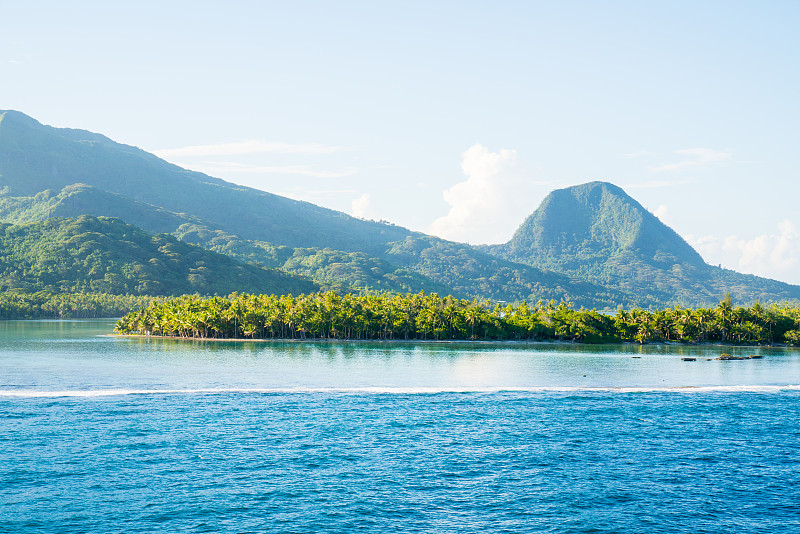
xmin=504 ymin=181 xmax=705 ymax=268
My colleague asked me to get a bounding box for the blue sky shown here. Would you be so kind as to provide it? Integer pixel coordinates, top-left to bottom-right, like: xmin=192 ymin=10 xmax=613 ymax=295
xmin=4 ymin=1 xmax=800 ymax=283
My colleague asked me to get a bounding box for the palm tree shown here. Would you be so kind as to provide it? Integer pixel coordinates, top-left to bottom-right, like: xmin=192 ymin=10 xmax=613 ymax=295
xmin=716 ymin=299 xmax=733 ymax=342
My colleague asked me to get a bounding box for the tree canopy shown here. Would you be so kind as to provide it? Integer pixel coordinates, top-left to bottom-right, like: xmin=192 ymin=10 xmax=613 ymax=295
xmin=0 ymin=215 xmax=317 ymax=296
xmin=116 ymin=291 xmax=800 ymax=346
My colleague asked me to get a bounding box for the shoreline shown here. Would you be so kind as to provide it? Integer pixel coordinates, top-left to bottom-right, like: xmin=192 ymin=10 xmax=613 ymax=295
xmin=108 ymin=333 xmax=787 ymax=349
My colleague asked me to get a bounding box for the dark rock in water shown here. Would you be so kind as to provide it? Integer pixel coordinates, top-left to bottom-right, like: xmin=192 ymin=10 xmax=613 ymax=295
xmin=681 ymin=357 xmax=697 ymax=361
xmin=717 ymin=354 xmax=749 ymax=360
xmin=749 ymin=355 xmax=764 ymax=359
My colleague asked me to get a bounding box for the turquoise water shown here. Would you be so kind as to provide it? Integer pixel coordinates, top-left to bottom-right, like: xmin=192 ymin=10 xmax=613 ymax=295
xmin=2 ymin=320 xmax=800 ymax=532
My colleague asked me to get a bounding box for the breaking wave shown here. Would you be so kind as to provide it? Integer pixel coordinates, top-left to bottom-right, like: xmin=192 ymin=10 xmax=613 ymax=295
xmin=2 ymin=384 xmax=800 ymax=398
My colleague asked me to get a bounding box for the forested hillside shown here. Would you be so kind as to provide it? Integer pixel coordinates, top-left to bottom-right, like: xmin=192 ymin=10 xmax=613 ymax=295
xmin=1 ymin=110 xmax=628 ymax=308
xmin=175 ymin=224 xmax=641 ymax=309
xmin=0 ymin=216 xmax=317 ymax=296
xmin=3 ymin=110 xmax=800 ymax=310
xmin=484 ymin=182 xmax=800 ymax=306
xmin=0 ymin=183 xmax=204 ymax=234
xmin=0 ymin=110 xmax=413 ymax=254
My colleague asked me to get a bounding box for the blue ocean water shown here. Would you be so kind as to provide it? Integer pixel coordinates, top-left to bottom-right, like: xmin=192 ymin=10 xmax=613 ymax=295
xmin=2 ymin=320 xmax=800 ymax=533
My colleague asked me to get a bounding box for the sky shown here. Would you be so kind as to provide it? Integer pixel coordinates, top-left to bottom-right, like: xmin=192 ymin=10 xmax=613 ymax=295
xmin=3 ymin=0 xmax=800 ymax=283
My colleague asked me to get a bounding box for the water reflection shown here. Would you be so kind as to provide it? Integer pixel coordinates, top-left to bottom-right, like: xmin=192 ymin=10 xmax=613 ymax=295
xmin=1 ymin=320 xmax=799 ymax=392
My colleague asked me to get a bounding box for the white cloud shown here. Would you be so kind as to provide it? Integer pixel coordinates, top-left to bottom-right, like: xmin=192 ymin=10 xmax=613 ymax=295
xmin=351 ymin=193 xmax=373 ymax=219
xmin=429 ymin=144 xmax=547 ymax=244
xmin=173 ymin=161 xmax=358 ymax=179
xmin=689 ymin=220 xmax=800 ymax=285
xmin=154 ymin=140 xmax=348 ymax=158
xmin=650 ymin=148 xmax=732 ymax=173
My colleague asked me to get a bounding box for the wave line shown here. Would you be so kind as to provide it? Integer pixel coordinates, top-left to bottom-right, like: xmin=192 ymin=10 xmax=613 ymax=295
xmin=1 ymin=385 xmax=800 ymax=398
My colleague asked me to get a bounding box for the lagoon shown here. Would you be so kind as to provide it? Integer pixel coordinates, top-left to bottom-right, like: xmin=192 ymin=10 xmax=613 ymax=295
xmin=3 ymin=320 xmax=800 ymax=394
xmin=2 ymin=320 xmax=800 ymax=532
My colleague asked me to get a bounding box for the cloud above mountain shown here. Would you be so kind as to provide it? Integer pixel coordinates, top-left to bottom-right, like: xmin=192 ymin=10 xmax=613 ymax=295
xmin=690 ymin=220 xmax=800 ymax=285
xmin=429 ymin=144 xmax=548 ymax=245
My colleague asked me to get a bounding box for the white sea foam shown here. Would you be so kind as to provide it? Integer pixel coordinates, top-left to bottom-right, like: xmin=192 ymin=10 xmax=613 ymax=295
xmin=1 ymin=384 xmax=799 ymax=398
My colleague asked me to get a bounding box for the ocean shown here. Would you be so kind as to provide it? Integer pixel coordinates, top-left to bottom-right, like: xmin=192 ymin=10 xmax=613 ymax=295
xmin=2 ymin=320 xmax=799 ymax=533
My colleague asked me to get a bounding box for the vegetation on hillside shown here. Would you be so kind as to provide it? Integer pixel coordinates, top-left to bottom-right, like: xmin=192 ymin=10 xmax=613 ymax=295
xmin=0 ymin=109 xmax=413 ymax=254
xmin=0 ymin=216 xmax=317 ymax=297
xmin=384 ymin=235 xmax=643 ymax=308
xmin=0 ymin=290 xmax=159 ymax=319
xmin=115 ymin=291 xmax=800 ymax=346
xmin=175 ymin=223 xmax=454 ymax=295
xmin=176 ymin=221 xmax=636 ymax=308
xmin=3 ymin=112 xmax=628 ymax=307
xmin=0 ymin=183 xmax=204 ymax=234
xmin=4 ymin=110 xmax=800 ymax=310
xmin=497 ymin=181 xmax=705 ymax=269
xmin=486 ymin=181 xmax=800 ymax=306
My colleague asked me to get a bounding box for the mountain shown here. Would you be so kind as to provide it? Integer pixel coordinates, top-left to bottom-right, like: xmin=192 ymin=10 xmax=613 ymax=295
xmin=483 ymin=181 xmax=800 ymax=306
xmin=498 ymin=182 xmax=704 ymax=270
xmin=0 ymin=110 xmax=412 ymax=254
xmin=172 ymin=222 xmax=635 ymax=308
xmin=0 ymin=215 xmax=317 ymax=296
xmin=3 ymin=110 xmax=798 ymax=308
xmin=0 ymin=110 xmax=636 ymax=308
xmin=0 ymin=182 xmax=206 ymax=234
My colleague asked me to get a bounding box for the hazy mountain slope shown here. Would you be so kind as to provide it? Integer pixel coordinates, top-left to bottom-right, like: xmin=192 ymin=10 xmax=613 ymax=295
xmin=0 ymin=176 xmax=603 ymax=304
xmin=485 ymin=181 xmax=800 ymax=306
xmin=5 ymin=111 xmax=796 ymax=308
xmin=173 ymin=223 xmax=636 ymax=307
xmin=384 ymin=235 xmax=646 ymax=308
xmin=0 ymin=110 xmax=413 ymax=255
xmin=0 ymin=183 xmax=209 ymax=234
xmin=0 ymin=216 xmax=317 ymax=296
xmin=174 ymin=223 xmax=455 ymax=295
xmin=0 ymin=111 xmax=644 ymax=308
xmin=500 ymin=181 xmax=705 ymax=271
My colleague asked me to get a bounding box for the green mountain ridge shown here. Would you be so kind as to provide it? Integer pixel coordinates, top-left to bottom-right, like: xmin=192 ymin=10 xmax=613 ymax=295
xmin=173 ymin=222 xmax=633 ymax=307
xmin=2 ymin=110 xmax=797 ymax=309
xmin=0 ymin=110 xmax=633 ymax=308
xmin=0 ymin=183 xmax=208 ymax=234
xmin=500 ymin=182 xmax=705 ymax=269
xmin=0 ymin=215 xmax=317 ymax=296
xmin=484 ymin=181 xmax=800 ymax=305
xmin=0 ymin=110 xmax=413 ymax=254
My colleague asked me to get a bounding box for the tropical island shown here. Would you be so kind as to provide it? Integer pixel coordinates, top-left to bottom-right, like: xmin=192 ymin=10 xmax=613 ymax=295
xmin=4 ymin=110 xmax=800 ymax=345
xmin=114 ymin=291 xmax=800 ymax=346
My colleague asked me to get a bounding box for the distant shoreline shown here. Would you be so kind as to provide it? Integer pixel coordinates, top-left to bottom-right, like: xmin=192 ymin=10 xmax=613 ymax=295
xmin=109 ymin=333 xmax=785 ymax=349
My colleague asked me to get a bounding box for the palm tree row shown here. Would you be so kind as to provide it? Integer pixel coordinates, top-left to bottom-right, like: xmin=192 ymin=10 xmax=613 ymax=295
xmin=115 ymin=291 xmax=800 ymax=345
